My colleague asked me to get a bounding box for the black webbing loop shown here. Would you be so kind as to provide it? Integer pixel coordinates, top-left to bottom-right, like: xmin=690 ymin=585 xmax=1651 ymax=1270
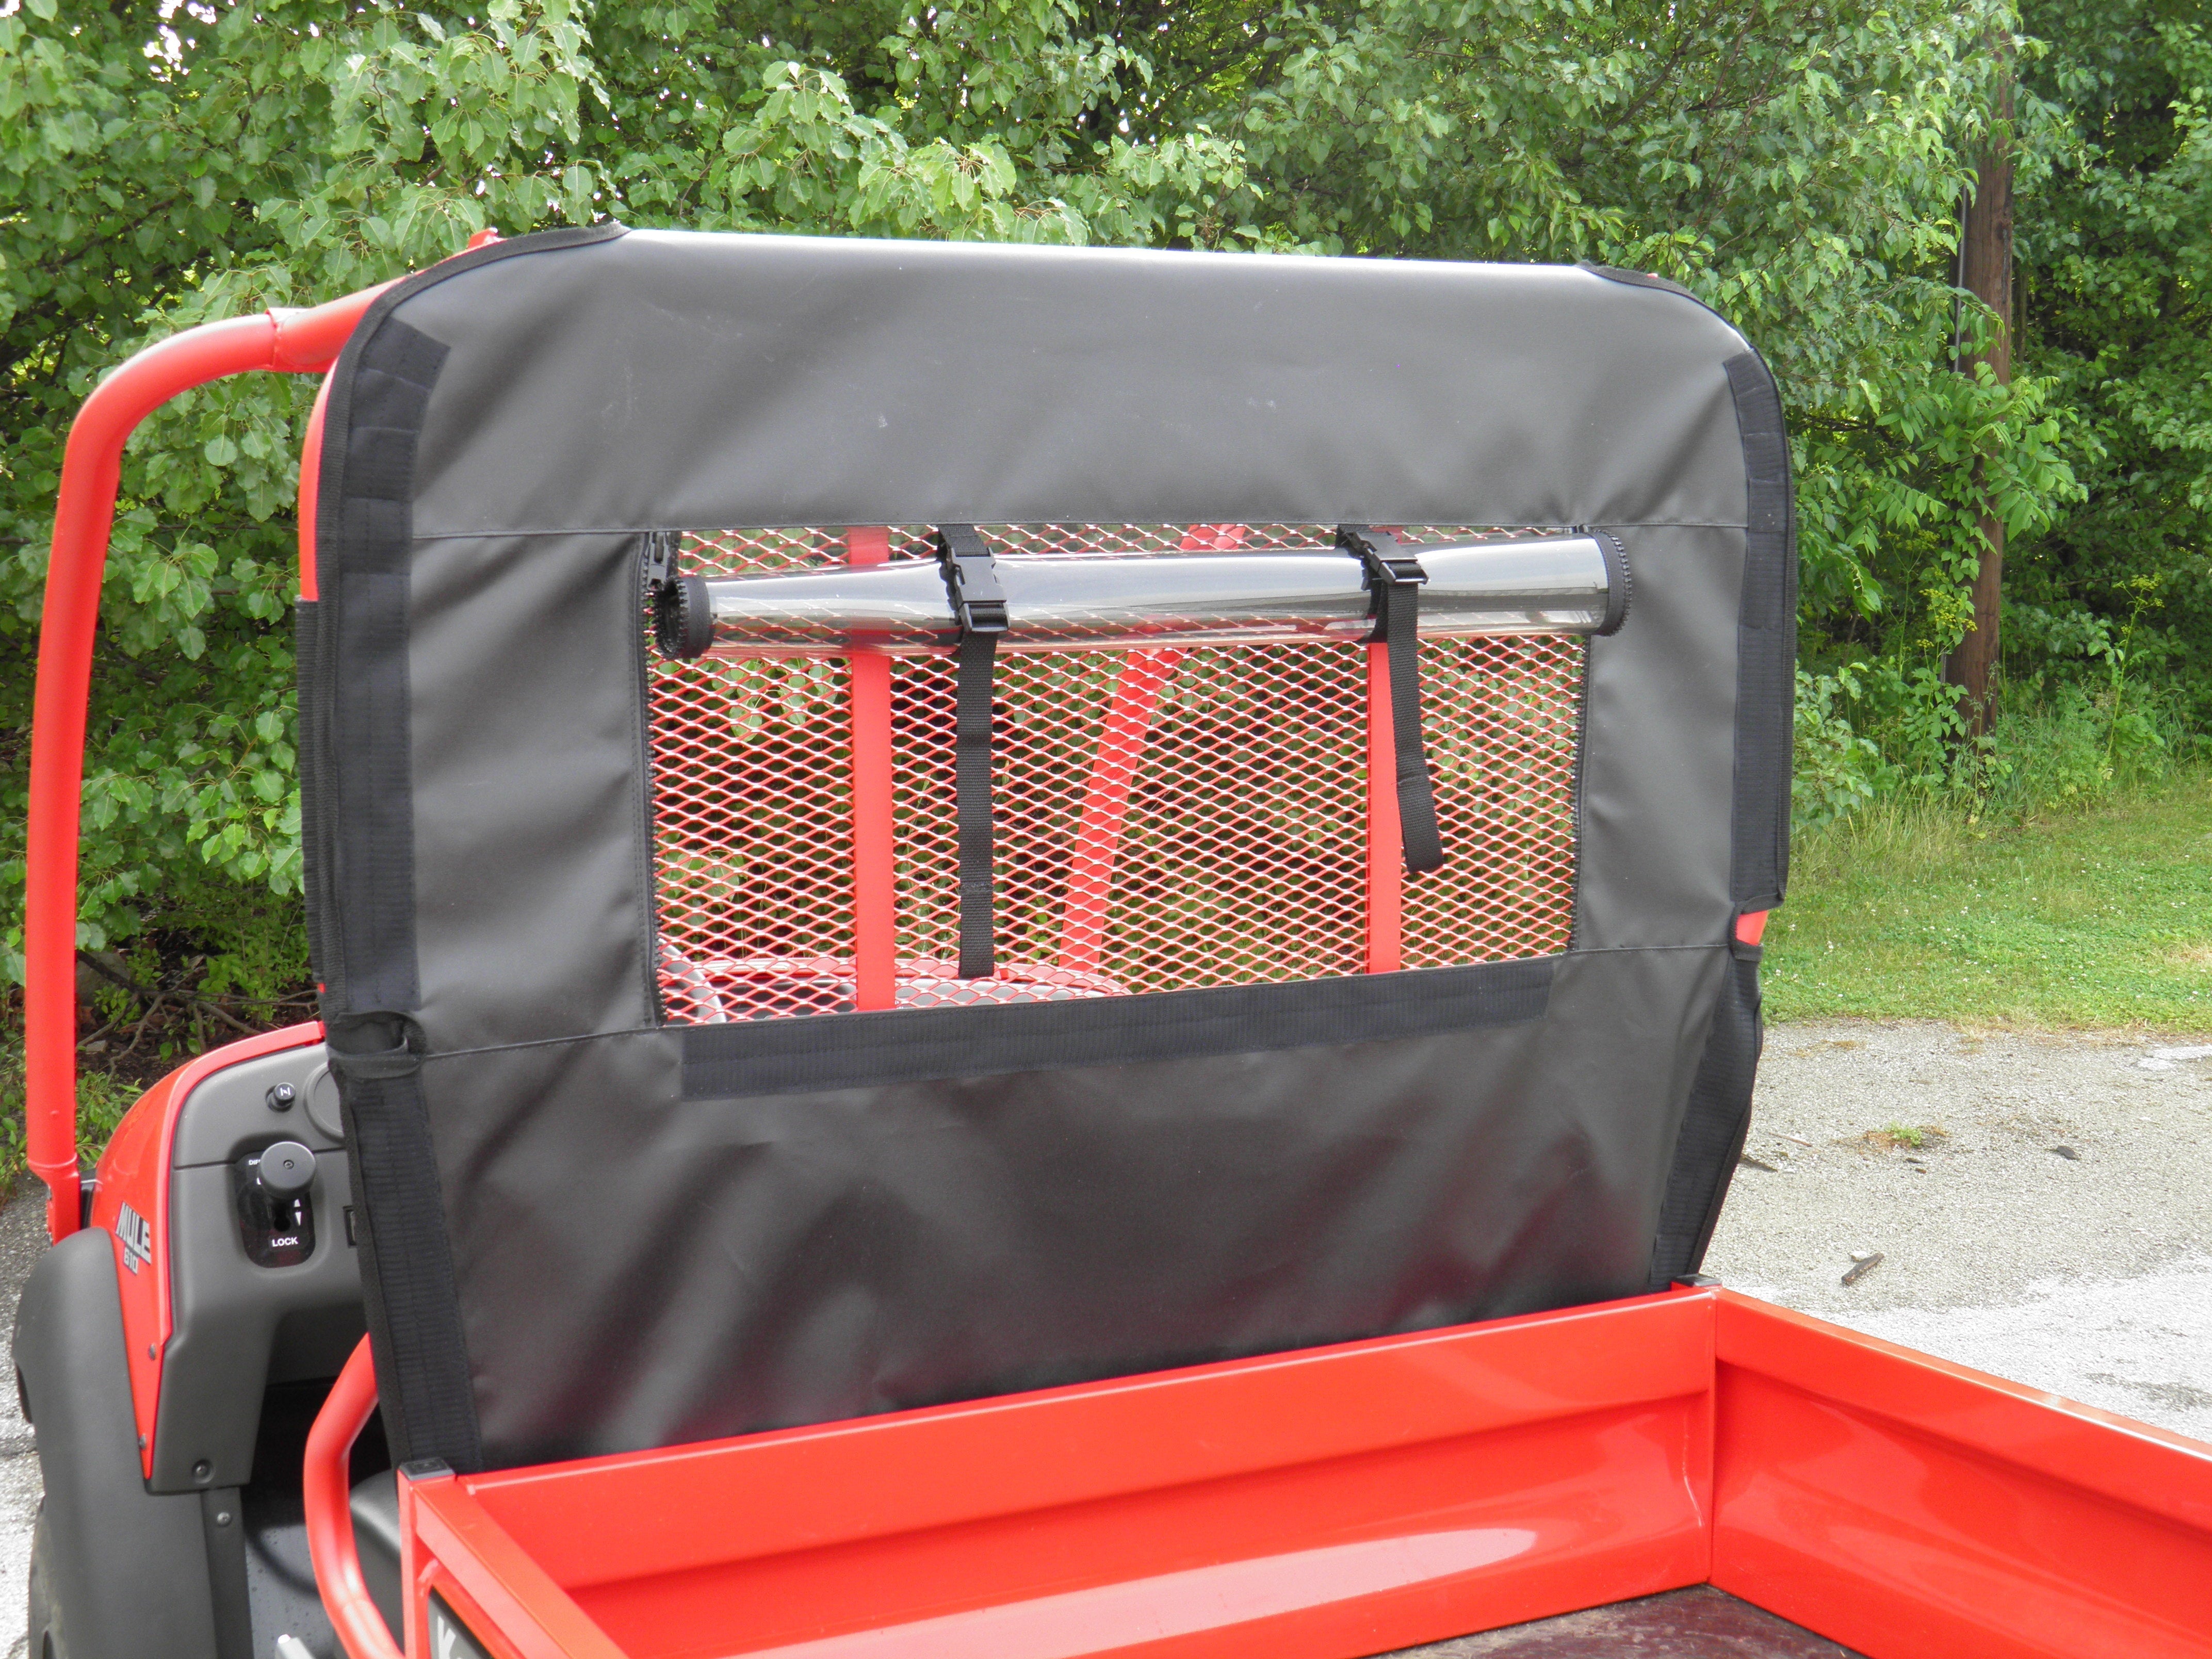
xmin=1340 ymin=526 xmax=1445 ymax=874
xmin=937 ymin=526 xmax=1007 ymax=978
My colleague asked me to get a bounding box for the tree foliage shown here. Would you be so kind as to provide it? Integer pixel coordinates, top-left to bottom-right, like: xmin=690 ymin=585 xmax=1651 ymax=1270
xmin=2012 ymin=0 xmax=2212 ymax=726
xmin=0 ymin=0 xmax=2205 ymax=986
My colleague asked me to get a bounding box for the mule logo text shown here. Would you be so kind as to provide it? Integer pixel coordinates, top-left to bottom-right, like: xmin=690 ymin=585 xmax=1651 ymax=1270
xmin=117 ymin=1202 xmax=153 ymax=1275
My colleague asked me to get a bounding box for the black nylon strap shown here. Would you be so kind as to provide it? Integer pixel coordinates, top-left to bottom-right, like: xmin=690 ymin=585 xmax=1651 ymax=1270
xmin=938 ymin=527 xmax=1007 ymax=979
xmin=329 ymin=1018 xmax=484 ymax=1472
xmin=1379 ymin=580 xmax=1445 ymax=873
xmin=954 ymin=629 xmax=999 ymax=979
xmin=1341 ymin=527 xmax=1445 ymax=874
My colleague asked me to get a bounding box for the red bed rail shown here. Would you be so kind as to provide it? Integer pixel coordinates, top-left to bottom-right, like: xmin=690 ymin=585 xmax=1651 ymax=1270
xmin=24 ymin=277 xmax=413 ymax=1241
xmin=302 ymin=1285 xmax=2212 ymax=1659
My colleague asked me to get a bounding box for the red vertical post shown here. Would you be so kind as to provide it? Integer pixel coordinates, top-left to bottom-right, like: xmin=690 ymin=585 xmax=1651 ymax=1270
xmin=1366 ymin=641 xmax=1403 ymax=974
xmin=847 ymin=528 xmax=897 ymax=1011
xmin=298 ymin=373 xmax=333 ymax=600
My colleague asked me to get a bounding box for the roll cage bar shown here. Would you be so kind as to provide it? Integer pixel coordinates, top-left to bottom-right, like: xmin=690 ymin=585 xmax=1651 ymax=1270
xmin=24 ymin=238 xmax=507 ymax=1244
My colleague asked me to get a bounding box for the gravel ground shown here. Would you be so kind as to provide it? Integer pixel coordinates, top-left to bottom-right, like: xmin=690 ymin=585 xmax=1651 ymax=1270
xmin=1 ymin=1187 xmax=45 ymax=1659
xmin=1704 ymin=1019 xmax=2212 ymax=1441
xmin=0 ymin=1019 xmax=2203 ymax=1655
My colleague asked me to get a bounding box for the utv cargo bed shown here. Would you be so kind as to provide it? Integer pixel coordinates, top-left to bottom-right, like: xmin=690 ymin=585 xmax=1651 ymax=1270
xmin=21 ymin=230 xmax=2210 ymax=1659
xmin=303 ymin=1281 xmax=2212 ymax=1659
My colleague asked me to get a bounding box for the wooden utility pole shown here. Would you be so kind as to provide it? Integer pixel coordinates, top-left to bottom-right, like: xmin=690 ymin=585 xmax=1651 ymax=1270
xmin=1944 ymin=55 xmax=2015 ymax=734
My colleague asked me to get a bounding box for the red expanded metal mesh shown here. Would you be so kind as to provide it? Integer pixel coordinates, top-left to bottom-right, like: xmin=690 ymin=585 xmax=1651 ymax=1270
xmin=647 ymin=532 xmax=855 ymax=1021
xmin=646 ymin=527 xmax=1583 ymax=1021
xmin=1407 ymin=633 xmax=1584 ymax=969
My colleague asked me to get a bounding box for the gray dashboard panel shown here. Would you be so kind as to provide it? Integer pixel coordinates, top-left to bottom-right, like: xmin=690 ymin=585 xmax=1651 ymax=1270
xmin=171 ymin=1045 xmax=345 ymax=1168
xmin=153 ymin=1042 xmax=366 ymax=1493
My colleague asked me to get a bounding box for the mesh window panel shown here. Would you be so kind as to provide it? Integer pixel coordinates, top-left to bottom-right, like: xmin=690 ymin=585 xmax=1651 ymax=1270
xmin=1406 ymin=633 xmax=1585 ymax=968
xmin=646 ymin=531 xmax=856 ymax=1021
xmin=646 ymin=527 xmax=1585 ymax=1021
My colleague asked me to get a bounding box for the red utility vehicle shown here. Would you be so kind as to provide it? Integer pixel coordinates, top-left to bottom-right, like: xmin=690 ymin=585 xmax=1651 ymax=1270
xmin=17 ymin=229 xmax=2212 ymax=1659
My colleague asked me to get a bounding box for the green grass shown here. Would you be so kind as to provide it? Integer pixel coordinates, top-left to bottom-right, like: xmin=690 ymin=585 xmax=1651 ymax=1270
xmin=1766 ymin=770 xmax=2212 ymax=1032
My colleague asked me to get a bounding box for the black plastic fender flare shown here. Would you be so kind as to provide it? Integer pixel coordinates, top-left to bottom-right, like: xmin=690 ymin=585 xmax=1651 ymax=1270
xmin=14 ymin=1227 xmax=220 ymax=1659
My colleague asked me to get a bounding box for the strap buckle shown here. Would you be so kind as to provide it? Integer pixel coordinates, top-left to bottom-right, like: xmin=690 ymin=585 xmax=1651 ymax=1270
xmin=935 ymin=525 xmax=1009 ymax=635
xmin=1337 ymin=526 xmax=1426 ymax=640
xmin=1337 ymin=524 xmax=1445 ymax=874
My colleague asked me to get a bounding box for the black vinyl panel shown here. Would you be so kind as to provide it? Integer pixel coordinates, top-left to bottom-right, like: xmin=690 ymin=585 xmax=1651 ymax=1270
xmin=399 ymin=231 xmax=1758 ymax=536
xmin=1646 ymin=947 xmax=1764 ymax=1289
xmin=406 ymin=532 xmax=656 ymax=1053
xmin=293 ymin=229 xmax=1793 ymax=1473
xmin=430 ymin=946 xmax=1725 ymax=1469
xmin=1642 ymin=352 xmax=1794 ymax=1290
xmin=1572 ymin=524 xmax=1741 ymax=950
xmin=307 ymin=314 xmax=486 ymax=1472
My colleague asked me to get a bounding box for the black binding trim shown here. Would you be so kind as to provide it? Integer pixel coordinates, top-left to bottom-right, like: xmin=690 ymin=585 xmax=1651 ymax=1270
xmin=329 ymin=1018 xmax=484 ymax=1472
xmin=682 ymin=955 xmax=1554 ymax=1099
xmin=635 ymin=536 xmax=671 ymax=1026
xmin=324 ymin=319 xmax=446 ymax=1015
xmin=936 ymin=525 xmax=1006 ymax=979
xmin=294 ymin=600 xmax=331 ymax=991
xmin=304 ymin=220 xmax=628 ymax=1474
xmin=1722 ymin=353 xmax=1796 ymax=910
xmin=1339 ymin=526 xmax=1444 ymax=874
xmin=1646 ymin=949 xmax=1762 ymax=1288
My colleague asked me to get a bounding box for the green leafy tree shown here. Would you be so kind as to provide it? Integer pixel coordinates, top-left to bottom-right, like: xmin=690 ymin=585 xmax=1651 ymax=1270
xmin=0 ymin=0 xmax=1257 ymax=994
xmin=0 ymin=0 xmax=2198 ymax=1013
xmin=1 ymin=1 xmax=616 ymax=990
xmin=2011 ymin=0 xmax=2212 ymax=728
xmin=1214 ymin=2 xmax=2081 ymax=620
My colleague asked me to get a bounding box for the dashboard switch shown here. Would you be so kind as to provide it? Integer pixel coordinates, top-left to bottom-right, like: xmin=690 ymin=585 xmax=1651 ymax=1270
xmin=234 ymin=1142 xmax=318 ymax=1266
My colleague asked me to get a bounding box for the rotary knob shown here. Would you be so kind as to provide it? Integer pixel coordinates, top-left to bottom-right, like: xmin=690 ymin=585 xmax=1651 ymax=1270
xmin=256 ymin=1140 xmax=317 ymax=1196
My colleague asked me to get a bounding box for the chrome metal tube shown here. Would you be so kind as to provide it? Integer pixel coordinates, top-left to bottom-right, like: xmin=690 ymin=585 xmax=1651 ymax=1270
xmin=662 ymin=533 xmax=1625 ymax=659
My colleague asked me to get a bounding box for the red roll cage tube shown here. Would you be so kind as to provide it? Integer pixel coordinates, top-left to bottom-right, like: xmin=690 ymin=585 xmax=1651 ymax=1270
xmin=29 ymin=232 xmax=517 ymax=1246
xmin=307 ymin=1337 xmax=406 ymax=1659
xmin=25 ymin=284 xmax=388 ymax=1242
